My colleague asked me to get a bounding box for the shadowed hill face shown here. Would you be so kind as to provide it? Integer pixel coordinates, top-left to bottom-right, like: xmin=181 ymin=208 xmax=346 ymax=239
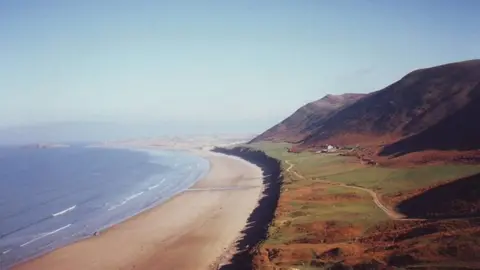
xmin=380 ymin=83 xmax=480 ymax=156
xmin=300 ymin=60 xmax=480 ymax=150
xmin=250 ymin=93 xmax=365 ymax=143
xmin=397 ymin=172 xmax=480 ymax=219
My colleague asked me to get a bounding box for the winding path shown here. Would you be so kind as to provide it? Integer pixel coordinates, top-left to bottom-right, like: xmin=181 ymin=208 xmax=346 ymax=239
xmin=284 ymin=160 xmax=409 ymax=220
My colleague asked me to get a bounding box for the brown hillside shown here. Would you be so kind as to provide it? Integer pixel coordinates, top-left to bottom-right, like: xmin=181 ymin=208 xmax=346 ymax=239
xmin=379 ymin=84 xmax=480 ymax=157
xmin=250 ymin=93 xmax=365 ymax=143
xmin=298 ymin=60 xmax=480 ymax=158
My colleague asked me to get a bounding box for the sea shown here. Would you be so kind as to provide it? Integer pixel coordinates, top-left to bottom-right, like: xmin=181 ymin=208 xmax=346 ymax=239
xmin=0 ymin=145 xmax=209 ymax=269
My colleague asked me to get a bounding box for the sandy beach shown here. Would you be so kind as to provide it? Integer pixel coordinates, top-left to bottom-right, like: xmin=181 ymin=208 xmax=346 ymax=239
xmin=14 ymin=149 xmax=264 ymax=270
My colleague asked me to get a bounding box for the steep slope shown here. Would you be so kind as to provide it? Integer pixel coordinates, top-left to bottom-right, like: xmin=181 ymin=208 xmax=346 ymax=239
xmin=380 ymin=87 xmax=480 ymax=157
xmin=299 ymin=60 xmax=480 ymax=156
xmin=250 ymin=93 xmax=365 ymax=143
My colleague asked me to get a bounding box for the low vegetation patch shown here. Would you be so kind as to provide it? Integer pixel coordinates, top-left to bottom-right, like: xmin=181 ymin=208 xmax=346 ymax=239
xmin=247 ymin=141 xmax=480 ymax=269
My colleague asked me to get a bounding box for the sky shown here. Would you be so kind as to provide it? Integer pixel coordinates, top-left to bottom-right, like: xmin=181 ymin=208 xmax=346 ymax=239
xmin=1 ymin=0 xmax=480 ymax=136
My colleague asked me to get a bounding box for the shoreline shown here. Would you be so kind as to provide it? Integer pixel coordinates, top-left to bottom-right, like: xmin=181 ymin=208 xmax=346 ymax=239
xmin=2 ymin=145 xmax=209 ymax=269
xmin=212 ymin=146 xmax=282 ymax=270
xmin=14 ymin=148 xmax=264 ymax=270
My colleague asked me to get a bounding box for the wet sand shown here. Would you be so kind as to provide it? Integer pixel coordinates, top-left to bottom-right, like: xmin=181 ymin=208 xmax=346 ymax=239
xmin=15 ymin=150 xmax=263 ymax=270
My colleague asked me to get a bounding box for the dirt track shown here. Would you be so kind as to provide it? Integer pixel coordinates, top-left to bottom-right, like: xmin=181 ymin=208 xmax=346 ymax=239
xmin=284 ymin=160 xmax=410 ymax=220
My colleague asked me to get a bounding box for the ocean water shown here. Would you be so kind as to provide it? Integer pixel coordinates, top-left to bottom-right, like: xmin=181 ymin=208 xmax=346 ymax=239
xmin=0 ymin=146 xmax=209 ymax=269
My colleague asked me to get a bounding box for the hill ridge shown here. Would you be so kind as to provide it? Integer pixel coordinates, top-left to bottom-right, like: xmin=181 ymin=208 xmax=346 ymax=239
xmin=253 ymin=59 xmax=480 ymax=163
xmin=250 ymin=93 xmax=366 ymax=143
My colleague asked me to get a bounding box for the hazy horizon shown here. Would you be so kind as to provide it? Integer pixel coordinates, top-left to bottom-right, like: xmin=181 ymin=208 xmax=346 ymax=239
xmin=0 ymin=121 xmax=262 ymax=145
xmin=1 ymin=1 xmax=480 ymax=142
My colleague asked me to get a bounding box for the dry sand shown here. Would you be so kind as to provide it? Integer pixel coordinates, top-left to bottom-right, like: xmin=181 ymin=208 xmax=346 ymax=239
xmin=15 ymin=150 xmax=263 ymax=270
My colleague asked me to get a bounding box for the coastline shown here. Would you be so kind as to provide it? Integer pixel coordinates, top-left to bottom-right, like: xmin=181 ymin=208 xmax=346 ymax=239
xmin=14 ymin=148 xmax=264 ymax=270
xmin=212 ymin=147 xmax=282 ymax=270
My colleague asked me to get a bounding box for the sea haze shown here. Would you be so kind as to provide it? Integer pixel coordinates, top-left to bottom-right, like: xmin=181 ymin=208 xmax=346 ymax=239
xmin=0 ymin=146 xmax=209 ymax=268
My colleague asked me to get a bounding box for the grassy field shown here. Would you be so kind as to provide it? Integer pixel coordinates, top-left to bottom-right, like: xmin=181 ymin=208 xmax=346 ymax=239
xmin=247 ymin=142 xmax=391 ymax=247
xmin=248 ymin=141 xmax=480 ymax=195
xmin=266 ymin=182 xmax=389 ymax=246
xmin=243 ymin=141 xmax=480 ymax=269
xmin=321 ymin=164 xmax=480 ymax=195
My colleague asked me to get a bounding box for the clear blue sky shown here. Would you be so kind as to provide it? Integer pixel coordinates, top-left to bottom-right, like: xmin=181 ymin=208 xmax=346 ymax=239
xmin=1 ymin=0 xmax=479 ymax=133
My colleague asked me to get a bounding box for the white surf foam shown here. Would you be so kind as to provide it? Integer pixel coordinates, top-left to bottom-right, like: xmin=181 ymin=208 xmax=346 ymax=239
xmin=148 ymin=177 xmax=168 ymax=190
xmin=108 ymin=191 xmax=144 ymax=211
xmin=52 ymin=205 xmax=76 ymax=217
xmin=148 ymin=184 xmax=159 ymax=190
xmin=107 ymin=200 xmax=127 ymax=211
xmin=2 ymin=249 xmax=11 ymax=255
xmin=125 ymin=192 xmax=143 ymax=201
xmin=20 ymin=224 xmax=72 ymax=247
